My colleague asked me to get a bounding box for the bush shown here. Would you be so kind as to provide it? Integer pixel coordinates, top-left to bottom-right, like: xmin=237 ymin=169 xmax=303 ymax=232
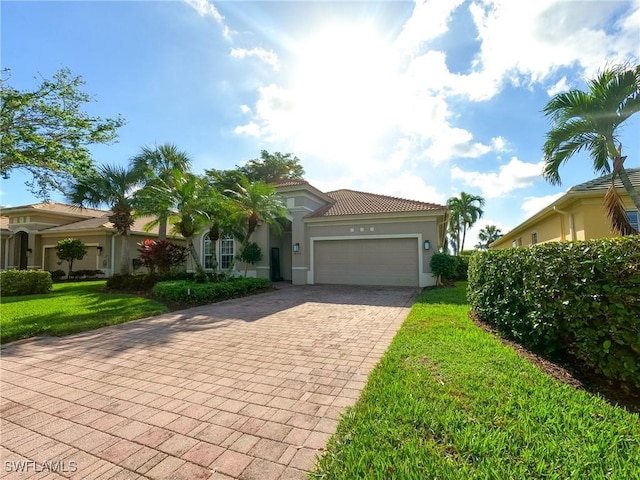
xmin=0 ymin=270 xmax=53 ymax=296
xmin=152 ymin=277 xmax=272 ymax=307
xmin=468 ymin=237 xmax=640 ymax=388
xmin=430 ymin=252 xmax=458 ymax=281
xmin=49 ymin=269 xmax=66 ymax=281
xmin=69 ymin=269 xmax=104 ymax=279
xmin=137 ymin=239 xmax=189 ymax=275
xmin=106 ymin=274 xmax=158 ymax=292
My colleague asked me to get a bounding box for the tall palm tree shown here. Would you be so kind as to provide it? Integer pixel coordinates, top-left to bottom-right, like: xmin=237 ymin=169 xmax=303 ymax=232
xmin=475 ymin=225 xmax=502 ymax=250
xmin=68 ymin=164 xmax=141 ymax=274
xmin=227 ymin=177 xmax=287 ymax=248
xmin=138 ymin=172 xmax=213 ymax=274
xmin=543 ymin=64 xmax=640 ymax=234
xmin=131 ymin=143 xmax=192 ymax=239
xmin=447 ymin=192 xmax=485 ymax=255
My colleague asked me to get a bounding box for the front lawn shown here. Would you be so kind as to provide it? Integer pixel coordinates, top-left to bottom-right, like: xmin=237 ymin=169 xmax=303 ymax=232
xmin=0 ymin=281 xmax=168 ymax=344
xmin=314 ymin=283 xmax=640 ymax=479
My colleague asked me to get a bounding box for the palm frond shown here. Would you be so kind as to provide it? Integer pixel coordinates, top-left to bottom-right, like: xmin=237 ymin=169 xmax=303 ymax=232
xmin=604 ymin=183 xmax=637 ymax=236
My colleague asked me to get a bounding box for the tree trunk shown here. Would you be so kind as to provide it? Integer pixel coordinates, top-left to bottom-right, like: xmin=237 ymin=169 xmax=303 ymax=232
xmin=187 ymin=237 xmax=204 ymax=273
xmin=158 ymin=212 xmax=168 ymax=240
xmin=120 ymin=232 xmax=130 ymax=274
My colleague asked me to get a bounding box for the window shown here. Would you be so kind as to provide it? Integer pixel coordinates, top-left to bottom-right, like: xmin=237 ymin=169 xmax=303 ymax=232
xmin=517 ymin=237 xmax=522 ymax=246
xmin=511 ymin=240 xmax=517 ymax=247
xmin=203 ymin=234 xmax=213 ymax=269
xmin=531 ymin=232 xmax=538 ymax=244
xmin=220 ymin=234 xmax=234 ymax=269
xmin=626 ymin=211 xmax=639 ymax=232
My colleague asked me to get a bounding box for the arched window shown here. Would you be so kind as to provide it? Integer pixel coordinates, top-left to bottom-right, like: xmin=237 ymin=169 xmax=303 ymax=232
xmin=220 ymin=234 xmax=234 ymax=269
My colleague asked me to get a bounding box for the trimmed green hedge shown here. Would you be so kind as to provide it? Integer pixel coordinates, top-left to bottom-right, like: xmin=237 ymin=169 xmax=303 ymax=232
xmin=0 ymin=270 xmax=53 ymax=296
xmin=468 ymin=236 xmax=640 ymax=388
xmin=152 ymin=277 xmax=272 ymax=307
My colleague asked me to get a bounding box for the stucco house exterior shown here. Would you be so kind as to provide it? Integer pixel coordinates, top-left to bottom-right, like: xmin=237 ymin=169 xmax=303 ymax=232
xmin=1 ymin=180 xmax=448 ymax=287
xmin=491 ymin=168 xmax=640 ymax=249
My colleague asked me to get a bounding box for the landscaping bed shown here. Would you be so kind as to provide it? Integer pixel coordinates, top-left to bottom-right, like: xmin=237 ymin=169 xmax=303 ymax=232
xmin=315 ymin=283 xmax=640 ymax=479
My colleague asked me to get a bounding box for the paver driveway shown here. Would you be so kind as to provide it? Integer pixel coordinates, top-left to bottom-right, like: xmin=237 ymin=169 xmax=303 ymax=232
xmin=0 ymin=284 xmax=418 ymax=479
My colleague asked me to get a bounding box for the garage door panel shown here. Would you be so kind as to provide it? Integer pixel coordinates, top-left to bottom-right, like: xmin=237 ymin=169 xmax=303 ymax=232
xmin=314 ymin=238 xmax=419 ymax=287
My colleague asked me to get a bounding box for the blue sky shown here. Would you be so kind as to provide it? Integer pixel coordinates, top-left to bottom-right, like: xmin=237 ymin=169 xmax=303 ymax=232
xmin=2 ymin=0 xmax=639 ymax=248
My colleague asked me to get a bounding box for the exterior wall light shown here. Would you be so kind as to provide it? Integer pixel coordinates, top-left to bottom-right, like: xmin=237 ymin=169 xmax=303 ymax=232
xmin=26 ymin=248 xmax=33 ymax=257
xmin=423 ymin=240 xmax=431 ymax=250
xmin=97 ymin=246 xmax=103 ymax=255
xmin=293 ymin=243 xmax=300 ymax=253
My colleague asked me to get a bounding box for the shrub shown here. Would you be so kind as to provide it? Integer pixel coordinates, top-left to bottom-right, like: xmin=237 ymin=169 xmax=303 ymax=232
xmin=0 ymin=270 xmax=53 ymax=296
xmin=152 ymin=277 xmax=272 ymax=307
xmin=468 ymin=237 xmax=640 ymax=388
xmin=69 ymin=269 xmax=104 ymax=279
xmin=49 ymin=269 xmax=66 ymax=281
xmin=137 ymin=239 xmax=189 ymax=275
xmin=106 ymin=274 xmax=157 ymax=292
xmin=430 ymin=252 xmax=457 ymax=282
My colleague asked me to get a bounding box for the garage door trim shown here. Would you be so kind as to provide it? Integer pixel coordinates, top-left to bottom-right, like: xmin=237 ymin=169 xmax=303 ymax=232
xmin=308 ymin=234 xmax=431 ymax=287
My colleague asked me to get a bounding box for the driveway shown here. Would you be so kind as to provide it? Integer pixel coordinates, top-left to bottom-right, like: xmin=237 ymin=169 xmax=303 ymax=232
xmin=0 ymin=284 xmax=417 ymax=479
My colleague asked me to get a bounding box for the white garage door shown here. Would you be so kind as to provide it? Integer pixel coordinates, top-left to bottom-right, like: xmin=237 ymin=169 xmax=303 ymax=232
xmin=314 ymin=238 xmax=419 ymax=287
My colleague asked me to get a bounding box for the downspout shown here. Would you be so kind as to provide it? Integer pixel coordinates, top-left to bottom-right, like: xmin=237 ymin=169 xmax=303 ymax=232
xmin=553 ymin=206 xmax=574 ymax=241
xmin=111 ymin=234 xmax=116 ymax=276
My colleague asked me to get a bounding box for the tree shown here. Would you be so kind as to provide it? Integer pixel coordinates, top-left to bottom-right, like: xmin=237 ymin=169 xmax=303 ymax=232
xmin=68 ymin=164 xmax=141 ymax=274
xmin=131 ymin=143 xmax=192 ymax=239
xmin=227 ymin=177 xmax=287 ymax=249
xmin=205 ymin=150 xmax=305 ymax=193
xmin=237 ymin=242 xmax=263 ymax=277
xmin=475 ymin=225 xmax=503 ymax=250
xmin=55 ymin=238 xmax=87 ymax=279
xmin=447 ymin=192 xmax=485 ymax=255
xmin=543 ymin=64 xmax=640 ymax=235
xmin=0 ymin=68 xmax=124 ymax=199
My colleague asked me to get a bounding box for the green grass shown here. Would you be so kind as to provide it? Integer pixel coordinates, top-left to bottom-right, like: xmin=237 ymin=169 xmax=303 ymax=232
xmin=314 ymin=282 xmax=640 ymax=479
xmin=0 ymin=281 xmax=168 ymax=344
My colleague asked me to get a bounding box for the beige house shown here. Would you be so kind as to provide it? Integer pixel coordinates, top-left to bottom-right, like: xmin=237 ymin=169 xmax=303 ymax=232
xmin=492 ymin=168 xmax=640 ymax=249
xmin=1 ymin=181 xmax=447 ymax=287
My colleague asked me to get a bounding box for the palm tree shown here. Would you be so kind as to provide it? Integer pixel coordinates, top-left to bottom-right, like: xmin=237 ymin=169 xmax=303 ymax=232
xmin=543 ymin=64 xmax=640 ymax=234
xmin=475 ymin=225 xmax=502 ymax=250
xmin=131 ymin=143 xmax=192 ymax=239
xmin=138 ymin=172 xmax=213 ymax=274
xmin=227 ymin=177 xmax=287 ymax=249
xmin=447 ymin=192 xmax=485 ymax=255
xmin=68 ymin=164 xmax=141 ymax=274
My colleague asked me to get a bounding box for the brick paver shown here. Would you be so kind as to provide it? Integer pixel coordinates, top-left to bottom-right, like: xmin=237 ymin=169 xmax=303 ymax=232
xmin=0 ymin=285 xmax=416 ymax=478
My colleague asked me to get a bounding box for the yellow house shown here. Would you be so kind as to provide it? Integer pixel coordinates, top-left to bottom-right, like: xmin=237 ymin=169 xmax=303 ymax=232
xmin=491 ymin=168 xmax=640 ymax=249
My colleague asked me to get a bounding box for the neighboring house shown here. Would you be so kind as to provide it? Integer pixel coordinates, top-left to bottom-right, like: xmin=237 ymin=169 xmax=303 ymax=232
xmin=0 ymin=181 xmax=448 ymax=287
xmin=492 ymin=168 xmax=640 ymax=249
xmin=0 ymin=202 xmax=177 ymax=276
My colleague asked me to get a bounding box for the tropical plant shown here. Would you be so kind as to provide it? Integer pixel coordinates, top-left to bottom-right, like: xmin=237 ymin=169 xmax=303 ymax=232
xmin=137 ymin=239 xmax=189 ymax=275
xmin=475 ymin=225 xmax=503 ymax=250
xmin=237 ymin=242 xmax=263 ymax=277
xmin=131 ymin=143 xmax=192 ymax=239
xmin=55 ymin=238 xmax=88 ymax=279
xmin=0 ymin=68 xmax=124 ymax=199
xmin=227 ymin=177 xmax=287 ymax=249
xmin=543 ymin=64 xmax=640 ymax=234
xmin=68 ymin=164 xmax=141 ymax=274
xmin=447 ymin=192 xmax=485 ymax=255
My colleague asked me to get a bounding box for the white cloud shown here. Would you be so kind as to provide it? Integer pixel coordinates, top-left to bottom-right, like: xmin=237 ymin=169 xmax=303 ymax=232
xmin=230 ymin=47 xmax=280 ymax=71
xmin=521 ymin=192 xmax=564 ymax=218
xmin=183 ymin=0 xmax=232 ymax=39
xmin=546 ymin=76 xmax=571 ymax=96
xmin=451 ymin=157 xmax=544 ymax=198
xmin=234 ymin=122 xmax=261 ymax=137
xmin=239 ymin=104 xmax=251 ymax=114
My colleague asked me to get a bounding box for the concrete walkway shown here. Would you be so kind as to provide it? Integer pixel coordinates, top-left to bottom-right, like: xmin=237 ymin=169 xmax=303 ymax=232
xmin=0 ymin=284 xmax=417 ymax=479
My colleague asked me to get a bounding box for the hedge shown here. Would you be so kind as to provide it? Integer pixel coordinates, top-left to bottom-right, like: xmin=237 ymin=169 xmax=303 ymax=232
xmin=0 ymin=270 xmax=53 ymax=296
xmin=152 ymin=277 xmax=273 ymax=307
xmin=468 ymin=236 xmax=640 ymax=388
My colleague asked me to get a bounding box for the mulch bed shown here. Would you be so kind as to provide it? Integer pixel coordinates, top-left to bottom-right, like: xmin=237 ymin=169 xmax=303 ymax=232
xmin=469 ymin=312 xmax=640 ymax=414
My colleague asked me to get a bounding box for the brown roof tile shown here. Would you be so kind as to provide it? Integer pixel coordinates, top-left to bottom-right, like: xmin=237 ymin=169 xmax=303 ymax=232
xmin=273 ymin=179 xmax=309 ymax=188
xmin=1 ymin=202 xmax=106 ymax=218
xmin=41 ymin=214 xmax=164 ymax=235
xmin=307 ymin=189 xmax=446 ymax=218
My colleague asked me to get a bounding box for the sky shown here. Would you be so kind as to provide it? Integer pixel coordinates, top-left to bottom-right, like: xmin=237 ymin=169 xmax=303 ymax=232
xmin=2 ymin=0 xmax=640 ymax=249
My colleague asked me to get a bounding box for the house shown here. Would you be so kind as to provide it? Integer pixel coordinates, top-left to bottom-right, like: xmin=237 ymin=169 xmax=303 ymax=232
xmin=491 ymin=168 xmax=640 ymax=249
xmin=1 ymin=181 xmax=448 ymax=287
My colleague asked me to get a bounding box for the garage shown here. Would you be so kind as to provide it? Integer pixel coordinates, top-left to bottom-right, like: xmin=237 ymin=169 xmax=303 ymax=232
xmin=313 ymin=237 xmax=420 ymax=287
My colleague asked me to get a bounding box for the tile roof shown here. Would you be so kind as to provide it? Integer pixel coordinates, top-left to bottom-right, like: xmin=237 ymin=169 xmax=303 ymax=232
xmin=273 ymin=179 xmax=309 ymax=188
xmin=41 ymin=214 xmax=162 ymax=235
xmin=307 ymin=189 xmax=446 ymax=218
xmin=569 ymin=168 xmax=640 ymax=192
xmin=0 ymin=202 xmax=107 ymax=217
